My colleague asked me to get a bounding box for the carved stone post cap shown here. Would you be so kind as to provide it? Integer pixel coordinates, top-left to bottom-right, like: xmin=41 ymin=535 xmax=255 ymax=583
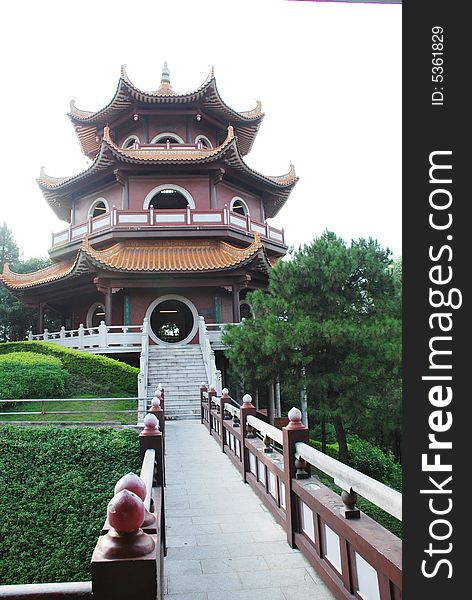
xmin=242 ymin=394 xmax=253 ymax=406
xmin=221 ymin=388 xmax=230 ymax=399
xmin=286 ymin=407 xmax=305 ymax=430
xmin=108 ymin=490 xmax=145 ymax=534
xmin=200 ymin=382 xmax=208 ymax=390
xmin=140 ymin=413 xmax=160 ymax=435
xmin=209 ymin=384 xmax=216 ymax=391
xmin=151 ymin=396 xmax=161 ymax=407
xmin=114 ymin=472 xmax=147 ymax=502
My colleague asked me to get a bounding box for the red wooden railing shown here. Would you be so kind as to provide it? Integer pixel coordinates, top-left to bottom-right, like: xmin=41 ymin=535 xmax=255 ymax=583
xmin=52 ymin=208 xmax=285 ymax=248
xmin=200 ymin=388 xmax=402 ymax=600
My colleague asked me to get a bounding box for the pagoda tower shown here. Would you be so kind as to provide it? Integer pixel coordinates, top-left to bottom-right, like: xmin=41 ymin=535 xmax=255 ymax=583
xmin=1 ymin=63 xmax=298 ymax=359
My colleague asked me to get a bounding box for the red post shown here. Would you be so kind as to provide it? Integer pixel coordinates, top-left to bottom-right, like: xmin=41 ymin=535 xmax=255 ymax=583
xmin=154 ymin=384 xmax=164 ymax=413
xmin=282 ymin=407 xmax=310 ymax=548
xmin=200 ymin=382 xmax=208 ymax=424
xmin=139 ymin=414 xmax=164 ymax=487
xmin=91 ymin=489 xmax=158 ymax=600
xmin=208 ymin=385 xmax=217 ymax=435
xmin=149 ymin=394 xmax=165 ymax=436
xmin=219 ymin=388 xmax=231 ymax=452
xmin=240 ymin=394 xmax=257 ymax=483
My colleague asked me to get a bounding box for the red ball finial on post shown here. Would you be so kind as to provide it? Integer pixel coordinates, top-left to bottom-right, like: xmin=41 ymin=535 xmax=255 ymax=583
xmin=287 ymin=407 xmax=305 ymax=430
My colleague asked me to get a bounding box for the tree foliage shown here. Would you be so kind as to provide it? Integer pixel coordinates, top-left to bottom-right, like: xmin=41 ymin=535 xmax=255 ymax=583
xmin=0 ymin=223 xmax=52 ymax=342
xmin=224 ymin=231 xmax=401 ymax=462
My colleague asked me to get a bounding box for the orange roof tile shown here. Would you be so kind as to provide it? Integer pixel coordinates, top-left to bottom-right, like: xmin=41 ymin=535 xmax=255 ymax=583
xmin=1 ymin=235 xmax=270 ymax=291
xmin=81 ymin=234 xmax=264 ymax=272
xmin=0 ymin=258 xmax=79 ymax=290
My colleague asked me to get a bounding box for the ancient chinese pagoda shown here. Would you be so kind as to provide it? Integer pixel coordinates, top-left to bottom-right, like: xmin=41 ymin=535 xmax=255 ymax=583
xmin=1 ymin=63 xmax=297 ymax=387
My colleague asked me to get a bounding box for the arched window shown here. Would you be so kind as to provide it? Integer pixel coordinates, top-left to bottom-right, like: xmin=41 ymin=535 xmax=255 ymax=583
xmin=89 ymin=198 xmax=109 ymax=219
xmin=195 ymin=134 xmax=213 ymax=149
xmin=150 ymin=132 xmax=185 ymax=144
xmin=143 ymin=184 xmax=195 ymax=210
xmin=86 ymin=302 xmax=106 ymax=328
xmin=230 ymin=197 xmax=249 ymax=217
xmin=149 ymin=189 xmax=188 ymax=210
xmin=122 ymin=135 xmax=140 ymax=149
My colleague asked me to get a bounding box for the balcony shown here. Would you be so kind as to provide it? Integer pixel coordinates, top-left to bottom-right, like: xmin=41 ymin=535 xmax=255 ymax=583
xmin=51 ymin=207 xmax=285 ymax=250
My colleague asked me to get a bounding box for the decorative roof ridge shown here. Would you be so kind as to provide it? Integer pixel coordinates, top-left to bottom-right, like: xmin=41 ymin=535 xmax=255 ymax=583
xmin=68 ymin=65 xmax=263 ymax=123
xmin=225 ymin=144 xmax=298 ymax=189
xmin=266 ymin=163 xmax=298 ymax=185
xmin=220 ymin=232 xmax=263 ymax=257
xmin=37 ymin=141 xmax=112 ymax=190
xmin=239 ymin=100 xmax=263 ymax=119
xmin=37 ymin=165 xmax=71 ymax=186
xmin=68 ymin=65 xmax=215 ymax=122
xmin=102 ymin=124 xmax=236 ymax=161
xmin=0 ymin=254 xmax=81 ymax=290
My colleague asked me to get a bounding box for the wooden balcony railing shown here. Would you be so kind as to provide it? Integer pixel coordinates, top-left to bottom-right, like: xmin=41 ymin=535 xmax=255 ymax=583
xmin=200 ymin=388 xmax=402 ymax=600
xmin=51 ymin=207 xmax=285 ymax=249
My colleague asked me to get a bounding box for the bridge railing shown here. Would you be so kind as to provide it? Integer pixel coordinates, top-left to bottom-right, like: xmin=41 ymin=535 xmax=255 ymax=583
xmin=200 ymin=388 xmax=402 ymax=600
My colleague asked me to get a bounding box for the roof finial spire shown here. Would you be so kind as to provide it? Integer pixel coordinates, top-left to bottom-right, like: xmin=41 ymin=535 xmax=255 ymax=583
xmin=161 ymin=61 xmax=170 ymax=84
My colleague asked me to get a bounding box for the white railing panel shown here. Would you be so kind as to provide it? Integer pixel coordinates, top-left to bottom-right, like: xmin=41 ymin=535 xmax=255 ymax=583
xmin=71 ymin=224 xmax=88 ymax=238
xmin=192 ymin=213 xmax=222 ymax=223
xmin=155 ymin=213 xmax=186 ymax=223
xmin=91 ymin=215 xmax=111 ymax=230
xmin=229 ymin=214 xmax=247 ymax=229
xmin=250 ymin=222 xmax=266 ymax=235
xmin=53 ymin=231 xmax=69 ymax=244
xmin=118 ymin=213 xmax=148 ymax=224
xmin=269 ymin=228 xmax=284 ymax=242
xmin=295 ymin=441 xmax=402 ymax=520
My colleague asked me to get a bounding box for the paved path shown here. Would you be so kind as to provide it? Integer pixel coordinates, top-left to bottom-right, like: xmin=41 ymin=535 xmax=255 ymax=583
xmin=164 ymin=420 xmax=335 ymax=600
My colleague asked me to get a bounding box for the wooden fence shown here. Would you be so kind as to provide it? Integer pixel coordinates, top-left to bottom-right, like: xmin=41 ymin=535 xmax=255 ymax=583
xmin=200 ymin=386 xmax=402 ymax=600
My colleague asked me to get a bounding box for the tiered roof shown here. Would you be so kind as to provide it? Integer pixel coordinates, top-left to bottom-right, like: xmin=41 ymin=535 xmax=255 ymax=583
xmin=68 ymin=64 xmax=264 ymax=158
xmin=1 ymin=234 xmax=271 ymax=291
xmin=38 ymin=126 xmax=298 ymax=220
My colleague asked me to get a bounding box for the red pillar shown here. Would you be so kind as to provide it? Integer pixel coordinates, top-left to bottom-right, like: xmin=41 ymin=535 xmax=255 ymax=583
xmin=282 ymin=407 xmax=310 ymax=548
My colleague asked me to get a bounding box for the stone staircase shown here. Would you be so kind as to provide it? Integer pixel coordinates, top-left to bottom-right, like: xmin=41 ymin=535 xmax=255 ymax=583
xmin=147 ymin=345 xmax=207 ymax=420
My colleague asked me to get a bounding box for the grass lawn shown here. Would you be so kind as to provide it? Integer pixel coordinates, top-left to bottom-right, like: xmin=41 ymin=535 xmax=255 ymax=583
xmin=0 ymin=396 xmax=138 ymax=424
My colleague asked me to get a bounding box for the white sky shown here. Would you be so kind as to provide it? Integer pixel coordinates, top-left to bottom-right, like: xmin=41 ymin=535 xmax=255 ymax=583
xmin=0 ymin=0 xmax=401 ymax=261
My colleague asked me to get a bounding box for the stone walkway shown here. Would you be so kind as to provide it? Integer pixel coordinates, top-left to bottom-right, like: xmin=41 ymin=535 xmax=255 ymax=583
xmin=164 ymin=420 xmax=335 ymax=600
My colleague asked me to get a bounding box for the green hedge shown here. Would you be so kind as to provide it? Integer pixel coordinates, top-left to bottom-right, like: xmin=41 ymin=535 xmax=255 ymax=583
xmin=309 ymin=435 xmax=402 ymax=538
xmin=0 ymin=352 xmax=68 ymax=403
xmin=0 ymin=425 xmax=140 ymax=584
xmin=0 ymin=342 xmax=139 ymax=395
xmin=309 ymin=435 xmax=402 ymax=491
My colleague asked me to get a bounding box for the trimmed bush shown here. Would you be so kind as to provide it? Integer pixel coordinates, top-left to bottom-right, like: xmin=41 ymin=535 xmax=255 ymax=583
xmin=0 ymin=342 xmax=139 ymax=395
xmin=0 ymin=352 xmax=68 ymax=403
xmin=0 ymin=425 xmax=140 ymax=584
xmin=348 ymin=435 xmax=402 ymax=491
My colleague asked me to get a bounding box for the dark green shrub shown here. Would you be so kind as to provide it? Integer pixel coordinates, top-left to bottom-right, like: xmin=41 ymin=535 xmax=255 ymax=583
xmin=348 ymin=435 xmax=402 ymax=491
xmin=309 ymin=422 xmax=338 ymax=444
xmin=0 ymin=342 xmax=139 ymax=395
xmin=0 ymin=425 xmax=140 ymax=584
xmin=0 ymin=352 xmax=67 ymax=404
